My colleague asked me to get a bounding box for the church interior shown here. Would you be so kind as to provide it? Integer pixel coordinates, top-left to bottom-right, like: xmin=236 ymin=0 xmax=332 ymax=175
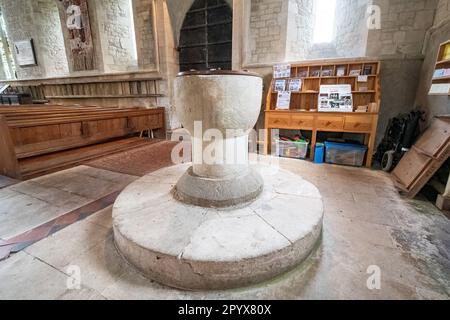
xmin=0 ymin=0 xmax=449 ymax=300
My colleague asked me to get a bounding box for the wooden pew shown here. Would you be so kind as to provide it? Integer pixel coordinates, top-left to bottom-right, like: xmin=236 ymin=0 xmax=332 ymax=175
xmin=0 ymin=106 xmax=165 ymax=179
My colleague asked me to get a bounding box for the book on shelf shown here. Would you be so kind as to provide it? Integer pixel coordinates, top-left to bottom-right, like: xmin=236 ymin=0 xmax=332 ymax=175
xmin=355 ymin=105 xmax=368 ymax=113
xmin=429 ymin=83 xmax=450 ymax=95
xmin=362 ymin=66 xmax=373 ymax=75
xmin=310 ymin=70 xmax=321 ymax=77
xmin=321 ymin=69 xmax=333 ymax=77
xmin=358 ymin=85 xmax=368 ymax=92
xmin=273 ymin=64 xmax=291 ymax=78
xmin=276 ymin=91 xmax=291 ymax=109
xmin=349 ymin=69 xmax=361 ymax=76
xmin=336 ymin=67 xmax=346 ymax=77
xmin=358 ymin=75 xmax=368 ymax=82
xmin=433 ymin=68 xmax=450 ymax=78
xmin=443 ymin=43 xmax=450 ymax=60
xmin=288 ymin=79 xmax=302 ymax=92
xmin=274 ymin=79 xmax=286 ymax=92
xmin=298 ymin=70 xmax=308 ymax=78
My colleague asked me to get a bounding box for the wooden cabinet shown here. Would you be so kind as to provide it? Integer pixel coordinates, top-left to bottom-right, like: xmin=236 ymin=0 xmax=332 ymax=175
xmin=267 ymin=113 xmax=291 ymax=128
xmin=291 ymin=115 xmax=314 ymax=129
xmin=429 ymin=40 xmax=450 ymax=96
xmin=264 ymin=111 xmax=379 ymax=168
xmin=344 ymin=115 xmax=372 ymax=132
xmin=264 ymin=58 xmax=381 ymax=168
xmin=317 ymin=116 xmax=344 ymax=131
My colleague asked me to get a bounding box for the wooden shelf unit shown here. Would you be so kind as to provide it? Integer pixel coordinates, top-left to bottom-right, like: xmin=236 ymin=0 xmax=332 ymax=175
xmin=430 ymin=40 xmax=450 ymax=96
xmin=264 ymin=59 xmax=381 ymax=168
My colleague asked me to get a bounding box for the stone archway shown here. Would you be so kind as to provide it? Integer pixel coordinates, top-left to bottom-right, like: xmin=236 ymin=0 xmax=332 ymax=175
xmin=178 ymin=0 xmax=232 ymax=71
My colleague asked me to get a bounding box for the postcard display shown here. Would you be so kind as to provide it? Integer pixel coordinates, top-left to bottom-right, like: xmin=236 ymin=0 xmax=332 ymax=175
xmin=264 ymin=60 xmax=381 ymax=168
xmin=429 ymin=40 xmax=450 ymax=96
xmin=318 ymin=85 xmax=353 ymax=112
xmin=273 ymin=64 xmax=303 ymax=110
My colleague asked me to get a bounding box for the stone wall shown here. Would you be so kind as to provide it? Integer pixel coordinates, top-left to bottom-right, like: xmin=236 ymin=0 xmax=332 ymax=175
xmin=247 ymin=0 xmax=287 ymax=64
xmin=285 ymin=0 xmax=314 ymax=61
xmin=133 ymin=0 xmax=156 ymax=69
xmin=33 ymin=0 xmax=69 ymax=77
xmin=367 ymin=0 xmax=437 ymax=58
xmin=435 ymin=0 xmax=450 ymax=26
xmin=364 ymin=0 xmax=439 ymax=146
xmin=415 ymin=4 xmax=450 ymax=126
xmin=0 ymin=0 xmax=69 ymax=79
xmin=94 ymin=0 xmax=138 ymax=72
xmin=334 ymin=0 xmax=369 ymax=58
xmin=307 ymin=43 xmax=338 ymax=59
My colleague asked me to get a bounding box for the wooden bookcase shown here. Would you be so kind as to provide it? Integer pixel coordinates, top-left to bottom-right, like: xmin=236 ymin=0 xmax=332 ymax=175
xmin=264 ymin=59 xmax=381 ymax=168
xmin=429 ymin=40 xmax=450 ymax=96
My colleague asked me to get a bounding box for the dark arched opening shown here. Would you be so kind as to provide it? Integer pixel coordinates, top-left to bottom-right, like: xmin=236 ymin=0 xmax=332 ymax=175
xmin=179 ymin=0 xmax=232 ymax=72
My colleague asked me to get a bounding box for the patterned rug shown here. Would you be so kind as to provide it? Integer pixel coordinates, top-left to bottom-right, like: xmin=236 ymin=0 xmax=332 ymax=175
xmin=86 ymin=139 xmax=189 ymax=176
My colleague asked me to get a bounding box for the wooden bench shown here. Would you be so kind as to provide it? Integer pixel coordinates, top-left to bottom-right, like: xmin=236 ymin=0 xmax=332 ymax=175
xmin=0 ymin=105 xmax=165 ymax=179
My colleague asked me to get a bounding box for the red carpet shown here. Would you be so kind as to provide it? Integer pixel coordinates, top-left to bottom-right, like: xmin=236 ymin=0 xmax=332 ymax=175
xmin=86 ymin=140 xmax=189 ymax=176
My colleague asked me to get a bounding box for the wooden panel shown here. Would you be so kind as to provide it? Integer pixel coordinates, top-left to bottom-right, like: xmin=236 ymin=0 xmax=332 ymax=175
xmin=19 ymin=137 xmax=150 ymax=179
xmin=129 ymin=114 xmax=164 ymax=130
xmin=316 ymin=116 xmax=344 ymax=131
xmin=414 ymin=117 xmax=450 ymax=158
xmin=344 ymin=115 xmax=373 ymax=132
xmin=291 ymin=115 xmax=314 ymax=129
xmin=267 ymin=114 xmax=291 ymax=128
xmin=0 ymin=116 xmax=20 ymax=179
xmin=392 ymin=148 xmax=431 ymax=188
xmin=406 ymin=143 xmax=450 ymax=198
xmin=60 ymin=122 xmax=83 ymax=138
xmin=8 ymin=107 xmax=164 ymax=158
xmin=17 ymin=124 xmax=62 ymax=145
xmin=84 ymin=118 xmax=128 ymax=139
xmin=62 ymin=0 xmax=95 ymax=71
xmin=1 ymin=106 xmax=165 ymax=178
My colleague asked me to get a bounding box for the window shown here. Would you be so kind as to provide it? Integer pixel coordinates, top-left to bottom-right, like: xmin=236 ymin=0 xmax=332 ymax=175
xmin=179 ymin=0 xmax=232 ymax=72
xmin=313 ymin=0 xmax=336 ymax=44
xmin=0 ymin=9 xmax=15 ymax=79
xmin=128 ymin=0 xmax=138 ymax=63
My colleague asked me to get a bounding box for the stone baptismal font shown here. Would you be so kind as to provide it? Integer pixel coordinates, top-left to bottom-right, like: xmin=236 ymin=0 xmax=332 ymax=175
xmin=112 ymin=70 xmax=323 ymax=290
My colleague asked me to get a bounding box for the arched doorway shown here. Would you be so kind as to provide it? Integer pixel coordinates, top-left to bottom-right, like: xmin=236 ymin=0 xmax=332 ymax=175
xmin=179 ymin=0 xmax=232 ymax=72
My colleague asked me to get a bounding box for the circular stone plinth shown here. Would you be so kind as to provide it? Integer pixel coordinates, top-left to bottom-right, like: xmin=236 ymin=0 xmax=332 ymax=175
xmin=112 ymin=163 xmax=323 ymax=290
xmin=175 ymin=167 xmax=264 ymax=208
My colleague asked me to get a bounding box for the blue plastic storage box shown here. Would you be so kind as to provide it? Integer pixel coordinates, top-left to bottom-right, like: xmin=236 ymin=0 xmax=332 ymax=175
xmin=314 ymin=143 xmax=325 ymax=164
xmin=324 ymin=141 xmax=367 ymax=167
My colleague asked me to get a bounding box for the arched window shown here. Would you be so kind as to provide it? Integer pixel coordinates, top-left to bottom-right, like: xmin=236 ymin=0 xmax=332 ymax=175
xmin=313 ymin=0 xmax=336 ymax=43
xmin=179 ymin=0 xmax=232 ymax=72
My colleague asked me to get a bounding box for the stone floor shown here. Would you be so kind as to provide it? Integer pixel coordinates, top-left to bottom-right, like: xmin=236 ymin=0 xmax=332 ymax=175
xmin=0 ymin=154 xmax=449 ymax=300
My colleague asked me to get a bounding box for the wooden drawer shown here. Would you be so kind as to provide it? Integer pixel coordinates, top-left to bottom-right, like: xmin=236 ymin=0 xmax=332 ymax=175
xmin=316 ymin=116 xmax=344 ymax=131
xmin=291 ymin=115 xmax=314 ymax=128
xmin=267 ymin=114 xmax=291 ymax=128
xmin=344 ymin=115 xmax=373 ymax=132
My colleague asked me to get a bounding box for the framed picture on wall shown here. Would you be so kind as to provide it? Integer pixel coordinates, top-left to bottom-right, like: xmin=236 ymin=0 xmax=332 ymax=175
xmin=13 ymin=39 xmax=37 ymax=67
